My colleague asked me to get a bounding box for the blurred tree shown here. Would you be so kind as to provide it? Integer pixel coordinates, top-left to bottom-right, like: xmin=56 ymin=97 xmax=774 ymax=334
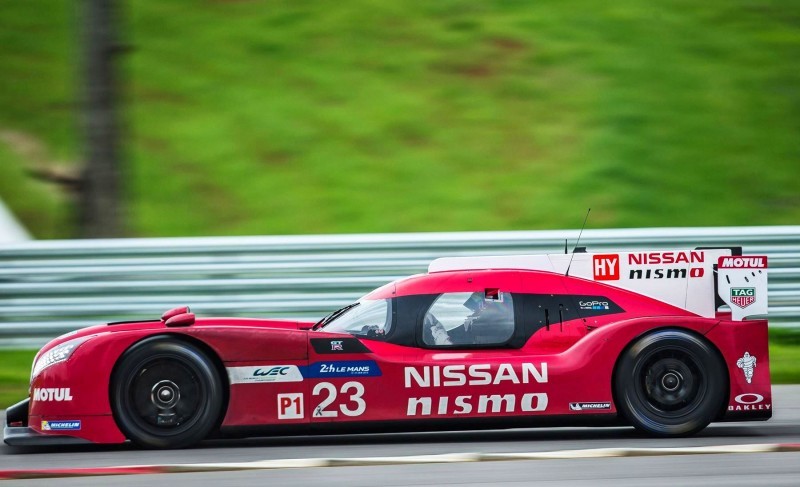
xmin=79 ymin=0 xmax=123 ymax=237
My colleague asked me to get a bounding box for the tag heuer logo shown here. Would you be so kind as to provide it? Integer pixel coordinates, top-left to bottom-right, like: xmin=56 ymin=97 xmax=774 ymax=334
xmin=731 ymin=288 xmax=755 ymax=309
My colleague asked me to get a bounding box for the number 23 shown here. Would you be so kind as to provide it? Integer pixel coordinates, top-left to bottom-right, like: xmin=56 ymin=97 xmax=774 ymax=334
xmin=312 ymin=381 xmax=366 ymax=417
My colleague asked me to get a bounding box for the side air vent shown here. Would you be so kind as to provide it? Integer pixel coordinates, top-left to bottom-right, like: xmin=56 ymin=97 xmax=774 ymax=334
xmin=161 ymin=306 xmax=191 ymax=322
xmin=165 ymin=313 xmax=196 ymax=327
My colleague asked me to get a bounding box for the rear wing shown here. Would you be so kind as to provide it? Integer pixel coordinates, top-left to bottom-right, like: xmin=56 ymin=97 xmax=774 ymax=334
xmin=717 ymin=255 xmax=768 ymax=321
xmin=429 ymin=249 xmax=769 ymax=321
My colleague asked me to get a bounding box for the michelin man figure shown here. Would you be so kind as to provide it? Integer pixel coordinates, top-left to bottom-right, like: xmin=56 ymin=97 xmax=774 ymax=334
xmin=737 ymin=352 xmax=757 ymax=384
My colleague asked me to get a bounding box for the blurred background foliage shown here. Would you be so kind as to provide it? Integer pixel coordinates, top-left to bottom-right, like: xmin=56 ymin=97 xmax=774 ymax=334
xmin=1 ymin=0 xmax=799 ymax=238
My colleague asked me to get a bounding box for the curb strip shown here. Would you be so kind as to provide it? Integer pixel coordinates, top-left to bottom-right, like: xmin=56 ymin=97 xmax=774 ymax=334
xmin=2 ymin=443 xmax=799 ymax=480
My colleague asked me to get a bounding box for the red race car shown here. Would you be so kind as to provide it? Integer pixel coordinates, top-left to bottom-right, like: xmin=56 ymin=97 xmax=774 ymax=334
xmin=4 ymin=247 xmax=771 ymax=449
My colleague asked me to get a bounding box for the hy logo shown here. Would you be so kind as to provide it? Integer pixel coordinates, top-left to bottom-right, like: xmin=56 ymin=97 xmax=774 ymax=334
xmin=592 ymin=254 xmax=619 ymax=281
xmin=731 ymin=288 xmax=756 ymax=309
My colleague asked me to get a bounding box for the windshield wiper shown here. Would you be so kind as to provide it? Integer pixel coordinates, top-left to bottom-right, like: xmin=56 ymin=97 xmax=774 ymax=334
xmin=312 ymin=302 xmax=360 ymax=331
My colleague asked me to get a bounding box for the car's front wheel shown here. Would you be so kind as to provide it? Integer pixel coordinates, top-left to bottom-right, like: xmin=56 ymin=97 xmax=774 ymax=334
xmin=111 ymin=337 xmax=224 ymax=449
xmin=614 ymin=329 xmax=726 ymax=437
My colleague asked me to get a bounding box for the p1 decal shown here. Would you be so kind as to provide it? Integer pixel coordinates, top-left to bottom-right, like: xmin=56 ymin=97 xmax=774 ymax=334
xmin=736 ymin=352 xmax=757 ymax=384
xmin=593 ymin=254 xmax=619 ymax=281
xmin=41 ymin=420 xmax=81 ymax=431
xmin=227 ymin=365 xmax=304 ymax=384
xmin=303 ymin=360 xmax=382 ymax=379
xmin=277 ymin=393 xmax=304 ymax=420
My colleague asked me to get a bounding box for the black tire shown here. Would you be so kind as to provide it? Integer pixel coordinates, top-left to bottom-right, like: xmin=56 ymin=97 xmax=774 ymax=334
xmin=614 ymin=329 xmax=726 ymax=437
xmin=111 ymin=337 xmax=223 ymax=449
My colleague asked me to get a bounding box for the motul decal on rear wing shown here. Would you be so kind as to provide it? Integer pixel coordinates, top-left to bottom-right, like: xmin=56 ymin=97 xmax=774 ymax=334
xmin=717 ymin=256 xmax=768 ymax=321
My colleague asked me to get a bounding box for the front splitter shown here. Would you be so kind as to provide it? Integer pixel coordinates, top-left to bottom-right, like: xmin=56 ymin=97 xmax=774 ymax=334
xmin=4 ymin=426 xmax=92 ymax=447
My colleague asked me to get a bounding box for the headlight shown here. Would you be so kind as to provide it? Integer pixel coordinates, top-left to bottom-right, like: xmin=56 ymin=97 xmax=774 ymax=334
xmin=31 ymin=336 xmax=91 ymax=381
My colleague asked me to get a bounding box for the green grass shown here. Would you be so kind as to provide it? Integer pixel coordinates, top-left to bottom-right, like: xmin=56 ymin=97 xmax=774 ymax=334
xmin=769 ymin=342 xmax=800 ymax=384
xmin=0 ymin=144 xmax=72 ymax=239
xmin=769 ymin=328 xmax=800 ymax=383
xmin=2 ymin=336 xmax=799 ymax=408
xmin=1 ymin=1 xmax=799 ymax=237
xmin=0 ymin=350 xmax=34 ymax=409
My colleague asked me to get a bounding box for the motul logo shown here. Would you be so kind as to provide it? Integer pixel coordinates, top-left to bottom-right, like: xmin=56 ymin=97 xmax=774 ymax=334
xmin=719 ymin=256 xmax=767 ymax=268
xmin=593 ymin=254 xmax=619 ymax=280
xmin=33 ymin=388 xmax=73 ymax=402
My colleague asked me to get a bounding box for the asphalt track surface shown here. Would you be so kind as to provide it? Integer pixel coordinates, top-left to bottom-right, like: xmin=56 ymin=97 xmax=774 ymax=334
xmin=2 ymin=386 xmax=799 ymax=486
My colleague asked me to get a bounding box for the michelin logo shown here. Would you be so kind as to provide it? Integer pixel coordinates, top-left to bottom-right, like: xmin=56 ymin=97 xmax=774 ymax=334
xmin=569 ymin=402 xmax=611 ymax=411
xmin=737 ymin=352 xmax=756 ymax=384
xmin=41 ymin=420 xmax=81 ymax=431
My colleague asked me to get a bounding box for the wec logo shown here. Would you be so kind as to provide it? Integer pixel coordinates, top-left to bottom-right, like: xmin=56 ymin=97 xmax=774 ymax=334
xmin=253 ymin=367 xmax=290 ymax=377
xmin=227 ymin=365 xmax=303 ymax=384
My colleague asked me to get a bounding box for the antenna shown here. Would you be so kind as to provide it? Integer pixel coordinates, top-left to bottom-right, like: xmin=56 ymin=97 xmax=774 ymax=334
xmin=565 ymin=208 xmax=591 ymax=277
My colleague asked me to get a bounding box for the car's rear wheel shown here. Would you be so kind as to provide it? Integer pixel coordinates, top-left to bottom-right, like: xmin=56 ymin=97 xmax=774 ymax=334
xmin=111 ymin=337 xmax=223 ymax=449
xmin=614 ymin=329 xmax=726 ymax=437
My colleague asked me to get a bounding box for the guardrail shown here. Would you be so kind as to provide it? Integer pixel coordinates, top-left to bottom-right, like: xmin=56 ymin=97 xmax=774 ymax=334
xmin=1 ymin=226 xmax=799 ymax=348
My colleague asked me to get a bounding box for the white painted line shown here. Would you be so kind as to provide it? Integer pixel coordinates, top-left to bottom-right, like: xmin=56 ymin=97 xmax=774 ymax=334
xmin=164 ymin=458 xmax=329 ymax=471
xmin=325 ymin=452 xmax=483 ymax=466
xmin=3 ymin=443 xmax=799 ymax=480
xmin=483 ymin=443 xmax=783 ymax=461
xmin=138 ymin=443 xmax=800 ymax=472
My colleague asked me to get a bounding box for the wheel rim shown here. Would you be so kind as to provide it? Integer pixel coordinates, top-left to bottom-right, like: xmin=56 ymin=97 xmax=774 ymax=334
xmin=634 ymin=347 xmax=706 ymax=417
xmin=124 ymin=356 xmax=206 ymax=434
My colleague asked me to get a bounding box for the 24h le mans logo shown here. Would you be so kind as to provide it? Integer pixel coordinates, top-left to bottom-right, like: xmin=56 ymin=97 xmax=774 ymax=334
xmin=730 ymin=288 xmax=755 ymax=309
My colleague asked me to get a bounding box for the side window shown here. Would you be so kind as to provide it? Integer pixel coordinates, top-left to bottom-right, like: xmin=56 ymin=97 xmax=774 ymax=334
xmin=324 ymin=299 xmax=393 ymax=339
xmin=423 ymin=291 xmax=515 ymax=347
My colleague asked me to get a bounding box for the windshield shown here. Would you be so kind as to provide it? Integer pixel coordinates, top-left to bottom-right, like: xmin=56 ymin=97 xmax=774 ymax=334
xmin=321 ymin=299 xmax=392 ymax=339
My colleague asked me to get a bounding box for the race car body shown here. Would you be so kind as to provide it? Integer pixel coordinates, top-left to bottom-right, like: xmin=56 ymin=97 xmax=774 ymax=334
xmin=4 ymin=247 xmax=771 ymax=448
